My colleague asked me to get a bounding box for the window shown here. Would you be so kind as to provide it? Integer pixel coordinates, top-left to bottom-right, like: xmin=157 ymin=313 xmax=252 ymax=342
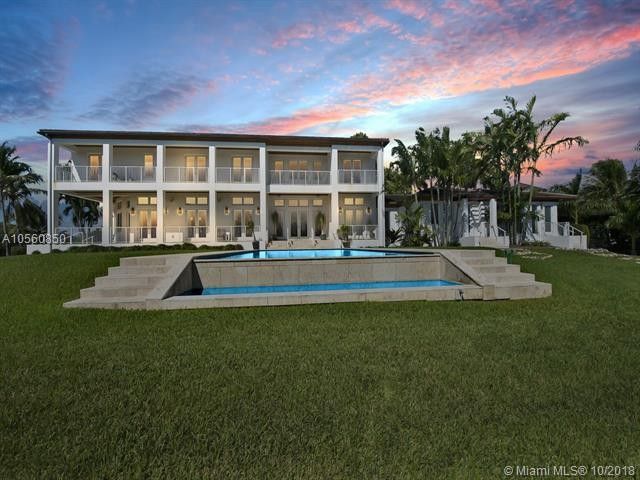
xmin=352 ymin=159 xmax=362 ymax=170
xmin=299 ymin=199 xmax=308 ymax=207
xmin=243 ymin=157 xmax=252 ymax=169
xmin=138 ymin=197 xmax=149 ymax=205
xmin=344 ymin=197 xmax=354 ymax=206
xmin=274 ymin=160 xmax=284 ymax=171
xmin=197 ymin=196 xmax=208 ymax=205
xmin=288 ymin=159 xmax=298 ymax=170
xmin=313 ymin=159 xmax=323 ymax=170
xmin=274 ymin=199 xmax=284 ymax=207
xmin=343 ymin=159 xmax=351 ymax=170
xmin=313 ymin=199 xmax=323 ymax=206
xmin=186 ymin=197 xmax=196 ymax=205
xmin=232 ymin=197 xmax=243 ymax=205
xmin=298 ymin=160 xmax=308 ymax=170
xmin=150 ymin=197 xmax=157 ymax=205
xmin=288 ymin=199 xmax=298 ymax=207
xmin=243 ymin=197 xmax=254 ymax=205
xmin=144 ymin=154 xmax=154 ymax=175
xmin=233 ymin=156 xmax=253 ymax=169
xmin=355 ymin=197 xmax=364 ymax=206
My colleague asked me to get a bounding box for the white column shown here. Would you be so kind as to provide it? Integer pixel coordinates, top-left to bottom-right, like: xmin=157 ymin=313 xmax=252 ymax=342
xmin=209 ymin=190 xmax=216 ymax=243
xmin=157 ymin=190 xmax=164 ymax=244
xmin=329 ymin=146 xmax=339 ymax=238
xmin=102 ymin=143 xmax=112 ymax=185
xmin=537 ymin=205 xmax=545 ymax=240
xmin=208 ymin=146 xmax=216 ymax=243
xmin=461 ymin=198 xmax=469 ymax=237
xmin=47 ymin=142 xmax=54 ymax=236
xmin=376 ymin=148 xmax=385 ymax=245
xmin=550 ymin=204 xmax=559 ymax=235
xmin=489 ymin=198 xmax=498 ymax=236
xmin=259 ymin=146 xmax=267 ymax=244
xmin=156 ymin=144 xmax=165 ymax=183
xmin=102 ymin=189 xmax=111 ymax=245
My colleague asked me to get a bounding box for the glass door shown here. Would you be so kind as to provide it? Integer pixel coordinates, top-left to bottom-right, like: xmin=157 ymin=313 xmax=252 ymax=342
xmin=197 ymin=210 xmax=207 ymax=238
xmin=289 ymin=209 xmax=298 ymax=238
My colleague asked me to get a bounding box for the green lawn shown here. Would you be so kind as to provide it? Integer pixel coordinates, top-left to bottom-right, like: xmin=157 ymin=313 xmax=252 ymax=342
xmin=1 ymin=248 xmax=639 ymax=478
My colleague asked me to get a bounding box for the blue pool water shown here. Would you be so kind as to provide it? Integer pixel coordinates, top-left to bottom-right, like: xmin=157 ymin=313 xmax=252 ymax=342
xmin=213 ymin=249 xmax=417 ymax=260
xmin=200 ymin=279 xmax=460 ymax=296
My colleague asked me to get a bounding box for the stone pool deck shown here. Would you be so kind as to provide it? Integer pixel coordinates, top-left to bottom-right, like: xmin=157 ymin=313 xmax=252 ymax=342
xmin=63 ymin=249 xmax=551 ymax=310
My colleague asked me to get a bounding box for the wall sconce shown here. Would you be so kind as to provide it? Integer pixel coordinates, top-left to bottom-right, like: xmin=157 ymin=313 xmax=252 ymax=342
xmin=365 ymin=207 xmax=372 ymax=215
xmin=224 ymin=207 xmax=229 ymax=215
xmin=256 ymin=207 xmax=261 ymax=215
xmin=163 ymin=208 xmax=168 ymax=215
xmin=338 ymin=207 xmax=343 ymax=214
xmin=177 ymin=207 xmax=184 ymax=216
xmin=130 ymin=207 xmax=136 ymax=216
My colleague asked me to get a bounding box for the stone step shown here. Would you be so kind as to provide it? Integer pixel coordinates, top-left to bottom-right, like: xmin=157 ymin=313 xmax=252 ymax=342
xmin=108 ymin=265 xmax=172 ymax=276
xmin=473 ymin=264 xmax=521 ymax=274
xmin=457 ymin=249 xmax=495 ymax=258
xmin=64 ymin=297 xmax=147 ymax=310
xmin=80 ymin=285 xmax=154 ymax=299
xmin=485 ymin=272 xmax=536 ymax=285
xmin=94 ymin=274 xmax=165 ymax=288
xmin=119 ymin=256 xmax=167 ymax=266
xmin=464 ymin=256 xmax=508 ymax=266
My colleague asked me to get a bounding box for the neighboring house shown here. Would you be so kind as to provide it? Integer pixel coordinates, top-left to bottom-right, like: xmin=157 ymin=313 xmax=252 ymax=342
xmin=38 ymin=130 xmax=388 ymax=251
xmin=386 ymin=187 xmax=587 ymax=249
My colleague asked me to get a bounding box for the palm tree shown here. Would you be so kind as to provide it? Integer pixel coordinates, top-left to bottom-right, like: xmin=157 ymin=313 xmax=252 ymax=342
xmin=0 ymin=142 xmax=44 ymax=256
xmin=60 ymin=195 xmax=101 ymax=229
xmin=550 ymin=170 xmax=582 ymax=225
xmin=609 ymin=163 xmax=640 ymax=255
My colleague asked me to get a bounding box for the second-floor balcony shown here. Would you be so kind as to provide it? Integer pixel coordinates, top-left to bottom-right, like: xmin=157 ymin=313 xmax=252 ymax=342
xmin=269 ymin=169 xmax=330 ymax=185
xmin=216 ymin=167 xmax=259 ymax=183
xmin=110 ymin=166 xmax=156 ymax=182
xmin=338 ymin=169 xmax=377 ymax=185
xmin=164 ymin=166 xmax=208 ymax=183
xmin=55 ymin=165 xmax=102 ymax=182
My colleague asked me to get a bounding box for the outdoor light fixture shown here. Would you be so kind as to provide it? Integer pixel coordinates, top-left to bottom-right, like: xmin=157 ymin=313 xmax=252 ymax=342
xmin=256 ymin=207 xmax=261 ymax=215
xmin=177 ymin=207 xmax=184 ymax=216
xmin=130 ymin=207 xmax=136 ymax=216
xmin=338 ymin=207 xmax=343 ymax=214
xmin=366 ymin=207 xmax=372 ymax=215
xmin=224 ymin=207 xmax=229 ymax=215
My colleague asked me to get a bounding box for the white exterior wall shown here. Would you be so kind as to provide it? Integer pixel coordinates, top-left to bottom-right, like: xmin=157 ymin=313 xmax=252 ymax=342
xmin=45 ymin=135 xmax=386 ymax=250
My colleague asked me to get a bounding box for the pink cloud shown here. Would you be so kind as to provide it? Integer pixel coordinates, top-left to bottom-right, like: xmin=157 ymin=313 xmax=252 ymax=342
xmin=385 ymin=0 xmax=445 ymax=26
xmin=271 ymin=22 xmax=318 ymax=48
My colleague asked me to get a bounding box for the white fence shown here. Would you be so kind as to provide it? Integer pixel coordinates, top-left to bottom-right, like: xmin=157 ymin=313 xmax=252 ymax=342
xmin=215 ymin=167 xmax=259 ymax=183
xmin=164 ymin=167 xmax=208 ymax=182
xmin=338 ymin=169 xmax=377 ymax=184
xmin=269 ymin=170 xmax=330 ymax=185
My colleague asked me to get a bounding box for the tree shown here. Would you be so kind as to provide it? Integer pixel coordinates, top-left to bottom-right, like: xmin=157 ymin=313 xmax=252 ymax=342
xmin=0 ymin=142 xmax=44 ymax=255
xmin=60 ymin=195 xmax=101 ymax=229
xmin=550 ymin=170 xmax=582 ymax=225
xmin=350 ymin=132 xmax=368 ymax=139
xmin=384 ymin=165 xmax=411 ymax=195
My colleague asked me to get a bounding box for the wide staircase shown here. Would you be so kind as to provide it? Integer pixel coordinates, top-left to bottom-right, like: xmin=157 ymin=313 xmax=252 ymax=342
xmin=65 ymin=256 xmax=172 ymax=309
xmin=440 ymin=249 xmax=550 ymax=300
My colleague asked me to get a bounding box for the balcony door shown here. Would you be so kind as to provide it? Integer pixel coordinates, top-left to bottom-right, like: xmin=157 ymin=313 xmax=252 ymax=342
xmin=139 ymin=209 xmax=157 ymax=240
xmin=232 ymin=156 xmax=252 ymax=182
xmin=186 ymin=155 xmax=206 ymax=182
xmin=187 ymin=209 xmax=208 ymax=239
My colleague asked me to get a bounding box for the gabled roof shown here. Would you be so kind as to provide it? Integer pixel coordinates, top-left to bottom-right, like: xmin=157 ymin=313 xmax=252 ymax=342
xmin=37 ymin=129 xmax=389 ymax=148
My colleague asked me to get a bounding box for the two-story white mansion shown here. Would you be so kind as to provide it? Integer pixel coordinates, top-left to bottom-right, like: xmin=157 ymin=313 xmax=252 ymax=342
xmin=39 ymin=130 xmax=388 ymax=250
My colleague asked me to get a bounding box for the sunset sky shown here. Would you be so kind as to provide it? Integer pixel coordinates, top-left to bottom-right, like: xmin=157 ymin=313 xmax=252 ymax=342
xmin=2 ymin=0 xmax=639 ymax=186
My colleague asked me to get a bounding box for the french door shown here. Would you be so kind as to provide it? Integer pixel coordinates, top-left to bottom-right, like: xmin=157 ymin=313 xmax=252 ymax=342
xmin=187 ymin=209 xmax=208 ymax=238
xmin=288 ymin=208 xmax=308 ymax=239
xmin=139 ymin=209 xmax=157 ymax=240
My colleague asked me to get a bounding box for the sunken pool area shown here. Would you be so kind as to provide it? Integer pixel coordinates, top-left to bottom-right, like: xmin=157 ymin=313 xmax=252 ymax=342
xmin=63 ymin=248 xmax=552 ymax=310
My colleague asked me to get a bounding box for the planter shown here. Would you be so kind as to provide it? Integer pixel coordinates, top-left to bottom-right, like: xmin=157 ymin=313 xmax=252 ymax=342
xmin=252 ymin=240 xmax=260 ymax=250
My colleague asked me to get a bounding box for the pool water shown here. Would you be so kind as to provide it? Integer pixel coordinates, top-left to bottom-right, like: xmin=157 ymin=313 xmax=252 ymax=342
xmin=200 ymin=279 xmax=460 ymax=296
xmin=215 ymin=249 xmax=416 ymax=260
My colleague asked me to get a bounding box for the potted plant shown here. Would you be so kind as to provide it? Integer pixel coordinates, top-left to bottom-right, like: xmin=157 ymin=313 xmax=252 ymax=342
xmin=246 ymin=218 xmax=259 ymax=250
xmin=337 ymin=224 xmax=350 ymax=248
xmin=315 ymin=211 xmax=326 ymax=240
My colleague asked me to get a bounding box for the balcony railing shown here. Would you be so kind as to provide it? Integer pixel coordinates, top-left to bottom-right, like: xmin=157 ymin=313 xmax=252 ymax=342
xmin=55 ymin=227 xmax=103 ymax=244
xmin=339 ymin=224 xmax=377 ymax=240
xmin=110 ymin=166 xmax=156 ymax=182
xmin=544 ymin=221 xmax=585 ymax=237
xmin=164 ymin=226 xmax=210 ymax=243
xmin=55 ymin=165 xmax=102 ymax=182
xmin=164 ymin=167 xmax=208 ymax=182
xmin=216 ymin=225 xmax=260 ymax=242
xmin=215 ymin=167 xmax=259 ymax=183
xmin=338 ymin=169 xmax=377 ymax=185
xmin=269 ymin=169 xmax=330 ymax=185
xmin=111 ymin=226 xmax=158 ymax=244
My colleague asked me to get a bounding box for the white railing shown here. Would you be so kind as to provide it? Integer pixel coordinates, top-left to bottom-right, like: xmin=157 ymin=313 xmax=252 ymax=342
xmin=338 ymin=169 xmax=377 ymax=184
xmin=55 ymin=227 xmax=102 ymax=244
xmin=55 ymin=165 xmax=102 ymax=182
xmin=486 ymin=224 xmax=508 ymax=238
xmin=215 ymin=167 xmax=259 ymax=183
xmin=269 ymin=170 xmax=331 ymax=185
xmin=164 ymin=167 xmax=208 ymax=182
xmin=110 ymin=166 xmax=156 ymax=182
xmin=340 ymin=224 xmax=377 ymax=240
xmin=545 ymin=221 xmax=585 ymax=237
xmin=164 ymin=226 xmax=210 ymax=243
xmin=111 ymin=227 xmax=158 ymax=244
xmin=216 ymin=225 xmax=260 ymax=242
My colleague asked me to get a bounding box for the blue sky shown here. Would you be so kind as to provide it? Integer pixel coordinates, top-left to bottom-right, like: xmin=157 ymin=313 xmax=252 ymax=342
xmin=1 ymin=0 xmax=639 ymax=185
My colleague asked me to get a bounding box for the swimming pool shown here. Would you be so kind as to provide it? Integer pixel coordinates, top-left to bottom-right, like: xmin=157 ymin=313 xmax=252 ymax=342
xmin=207 ymin=248 xmax=420 ymax=260
xmin=200 ymin=279 xmax=461 ymax=296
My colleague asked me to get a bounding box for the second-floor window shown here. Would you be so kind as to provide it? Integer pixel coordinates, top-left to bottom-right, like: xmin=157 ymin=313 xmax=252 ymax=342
xmin=144 ymin=154 xmax=154 ymax=177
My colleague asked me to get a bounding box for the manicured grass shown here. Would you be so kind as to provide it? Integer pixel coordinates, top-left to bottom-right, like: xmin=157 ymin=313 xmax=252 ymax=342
xmin=1 ymin=248 xmax=639 ymax=478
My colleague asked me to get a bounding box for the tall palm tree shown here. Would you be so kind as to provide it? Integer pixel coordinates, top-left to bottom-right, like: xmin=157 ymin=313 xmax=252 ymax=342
xmin=0 ymin=142 xmax=44 ymax=256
